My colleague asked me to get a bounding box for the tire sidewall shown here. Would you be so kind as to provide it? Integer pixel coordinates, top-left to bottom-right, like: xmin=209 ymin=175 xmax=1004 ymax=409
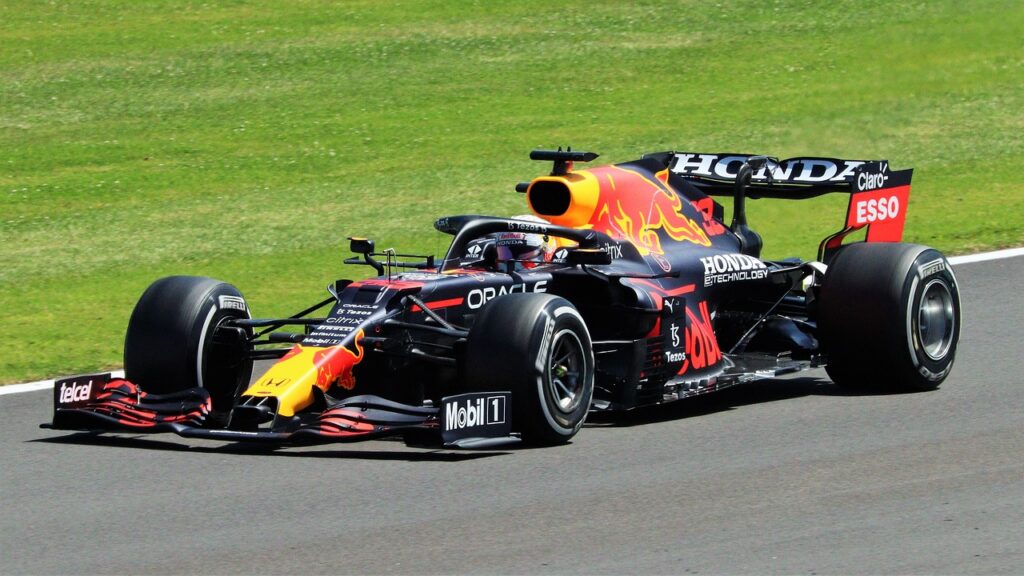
xmin=897 ymin=250 xmax=960 ymax=384
xmin=527 ymin=303 xmax=594 ymax=438
xmin=189 ymin=289 xmax=250 ymax=391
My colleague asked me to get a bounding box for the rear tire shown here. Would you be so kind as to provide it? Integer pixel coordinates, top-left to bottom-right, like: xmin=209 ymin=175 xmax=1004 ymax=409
xmin=818 ymin=243 xmax=960 ymax=391
xmin=124 ymin=276 xmax=253 ymax=410
xmin=465 ymin=293 xmax=594 ymax=445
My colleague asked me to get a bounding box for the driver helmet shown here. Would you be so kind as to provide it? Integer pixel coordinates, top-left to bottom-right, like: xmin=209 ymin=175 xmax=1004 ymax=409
xmin=460 ymin=215 xmax=554 ymax=270
xmin=495 ymin=215 xmax=552 ymax=266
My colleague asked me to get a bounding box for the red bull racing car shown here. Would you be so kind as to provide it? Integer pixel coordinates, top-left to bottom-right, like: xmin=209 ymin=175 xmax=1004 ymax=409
xmin=45 ymin=149 xmax=961 ymax=447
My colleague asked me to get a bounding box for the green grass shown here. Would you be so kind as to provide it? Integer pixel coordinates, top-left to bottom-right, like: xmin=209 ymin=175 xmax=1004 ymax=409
xmin=2 ymin=0 xmax=1022 ymax=383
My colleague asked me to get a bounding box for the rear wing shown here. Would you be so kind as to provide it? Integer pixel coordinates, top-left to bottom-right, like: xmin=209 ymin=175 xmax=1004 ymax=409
xmin=646 ymin=152 xmax=913 ymax=262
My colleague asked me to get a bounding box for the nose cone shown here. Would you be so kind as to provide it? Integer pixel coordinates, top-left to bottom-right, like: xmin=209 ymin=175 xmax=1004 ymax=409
xmin=242 ymin=330 xmax=366 ymax=417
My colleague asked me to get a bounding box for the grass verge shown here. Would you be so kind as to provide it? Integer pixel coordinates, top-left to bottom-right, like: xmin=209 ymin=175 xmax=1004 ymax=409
xmin=2 ymin=0 xmax=1021 ymax=382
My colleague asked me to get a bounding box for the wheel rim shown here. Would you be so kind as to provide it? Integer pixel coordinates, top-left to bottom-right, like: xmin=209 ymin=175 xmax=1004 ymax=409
xmin=546 ymin=329 xmax=585 ymax=414
xmin=918 ymin=279 xmax=955 ymax=361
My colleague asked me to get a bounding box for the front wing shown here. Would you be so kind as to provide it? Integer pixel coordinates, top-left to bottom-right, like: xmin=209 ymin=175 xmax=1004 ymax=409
xmin=42 ymin=373 xmax=515 ymax=449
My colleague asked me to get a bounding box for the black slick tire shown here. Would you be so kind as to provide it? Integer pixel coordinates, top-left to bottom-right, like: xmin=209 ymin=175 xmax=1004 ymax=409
xmin=465 ymin=293 xmax=594 ymax=445
xmin=818 ymin=243 xmax=960 ymax=391
xmin=124 ymin=276 xmax=253 ymax=410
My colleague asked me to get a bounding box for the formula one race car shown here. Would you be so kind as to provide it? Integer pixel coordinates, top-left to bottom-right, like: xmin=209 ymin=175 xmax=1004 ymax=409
xmin=45 ymin=149 xmax=961 ymax=447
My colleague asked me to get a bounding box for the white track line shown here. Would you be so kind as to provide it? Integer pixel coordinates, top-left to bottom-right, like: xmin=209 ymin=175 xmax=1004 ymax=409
xmin=2 ymin=246 xmax=1021 ymax=396
xmin=947 ymin=247 xmax=1024 ymax=265
xmin=1 ymin=371 xmax=123 ymax=396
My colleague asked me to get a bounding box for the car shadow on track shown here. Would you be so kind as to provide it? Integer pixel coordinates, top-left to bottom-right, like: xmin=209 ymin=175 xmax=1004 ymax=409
xmin=585 ymin=375 xmax=879 ymax=428
xmin=30 ymin=433 xmax=509 ymax=462
xmin=31 ymin=376 xmax=906 ymax=454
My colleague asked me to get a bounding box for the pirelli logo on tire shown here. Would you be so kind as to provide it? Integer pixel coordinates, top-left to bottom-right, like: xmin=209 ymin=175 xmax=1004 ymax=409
xmin=218 ymin=295 xmax=247 ymax=312
xmin=917 ymin=258 xmax=946 ymax=279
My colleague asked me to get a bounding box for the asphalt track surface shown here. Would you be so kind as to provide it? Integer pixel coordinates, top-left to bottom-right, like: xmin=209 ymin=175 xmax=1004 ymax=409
xmin=3 ymin=256 xmax=1022 ymax=575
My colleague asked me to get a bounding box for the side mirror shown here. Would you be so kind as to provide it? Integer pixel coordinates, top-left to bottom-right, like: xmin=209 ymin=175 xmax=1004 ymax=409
xmin=349 ymin=237 xmax=375 ymax=255
xmin=566 ymin=248 xmax=612 ymax=266
xmin=460 ymin=239 xmax=499 ymax=269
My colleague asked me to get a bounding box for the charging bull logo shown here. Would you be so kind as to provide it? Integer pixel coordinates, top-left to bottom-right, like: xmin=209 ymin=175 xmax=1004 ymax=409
xmin=678 ymin=301 xmax=722 ymax=375
xmin=586 ymin=165 xmax=710 ymax=255
xmin=274 ymin=329 xmax=366 ymax=392
xmin=312 ymin=330 xmax=365 ymax=390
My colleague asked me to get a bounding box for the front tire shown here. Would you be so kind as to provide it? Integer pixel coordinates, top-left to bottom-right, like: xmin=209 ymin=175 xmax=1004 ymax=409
xmin=818 ymin=243 xmax=960 ymax=391
xmin=465 ymin=293 xmax=594 ymax=445
xmin=124 ymin=276 xmax=253 ymax=410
